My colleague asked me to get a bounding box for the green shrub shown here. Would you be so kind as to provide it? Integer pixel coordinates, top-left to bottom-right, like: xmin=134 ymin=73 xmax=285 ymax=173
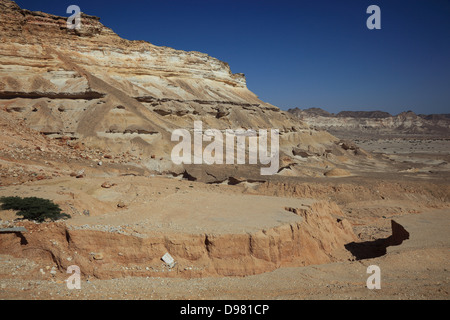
xmin=0 ymin=196 xmax=70 ymax=223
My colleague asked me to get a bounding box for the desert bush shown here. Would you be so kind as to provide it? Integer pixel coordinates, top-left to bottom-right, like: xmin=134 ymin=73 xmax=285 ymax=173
xmin=0 ymin=196 xmax=70 ymax=222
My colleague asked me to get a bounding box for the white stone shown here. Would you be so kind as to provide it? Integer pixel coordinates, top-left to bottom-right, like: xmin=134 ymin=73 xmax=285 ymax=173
xmin=161 ymin=253 xmax=175 ymax=268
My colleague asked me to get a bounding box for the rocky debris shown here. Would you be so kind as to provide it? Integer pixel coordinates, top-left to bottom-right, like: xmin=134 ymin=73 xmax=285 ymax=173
xmin=49 ymin=266 xmax=57 ymax=275
xmin=338 ymin=140 xmax=358 ymax=151
xmin=101 ymin=182 xmax=116 ymax=189
xmin=284 ymin=207 xmax=308 ymax=216
xmin=91 ymin=252 xmax=104 ymax=261
xmin=0 ymin=108 xmax=146 ymax=186
xmin=292 ymin=147 xmax=312 ymax=158
xmin=75 ymin=170 xmax=85 ymax=179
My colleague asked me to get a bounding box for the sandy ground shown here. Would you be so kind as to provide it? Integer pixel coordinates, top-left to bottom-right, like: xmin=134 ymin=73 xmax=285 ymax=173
xmin=355 ymin=138 xmax=450 ymax=155
xmin=0 ymin=176 xmax=311 ymax=235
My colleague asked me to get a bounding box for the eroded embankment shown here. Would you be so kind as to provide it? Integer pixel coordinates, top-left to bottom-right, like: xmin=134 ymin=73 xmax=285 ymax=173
xmin=0 ymin=201 xmax=357 ymax=279
xmin=254 ymin=180 xmax=450 ymax=207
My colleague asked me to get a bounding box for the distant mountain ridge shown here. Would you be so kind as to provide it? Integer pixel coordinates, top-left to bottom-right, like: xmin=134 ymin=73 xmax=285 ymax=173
xmin=289 ymin=107 xmax=449 ymax=119
xmin=336 ymin=110 xmax=393 ymax=119
xmin=288 ymin=108 xmax=450 ymax=138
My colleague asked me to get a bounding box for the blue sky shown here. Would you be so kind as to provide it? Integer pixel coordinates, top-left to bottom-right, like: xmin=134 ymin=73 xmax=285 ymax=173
xmin=14 ymin=0 xmax=450 ymax=115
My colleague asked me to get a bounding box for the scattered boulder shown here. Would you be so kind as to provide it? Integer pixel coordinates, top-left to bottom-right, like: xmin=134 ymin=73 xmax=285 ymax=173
xmin=292 ymin=147 xmax=312 ymax=158
xmin=308 ymin=145 xmax=325 ymax=156
xmin=101 ymin=182 xmax=116 ymax=189
xmin=339 ymin=140 xmax=358 ymax=151
xmin=92 ymin=252 xmax=104 ymax=260
xmin=75 ymin=169 xmax=85 ymax=178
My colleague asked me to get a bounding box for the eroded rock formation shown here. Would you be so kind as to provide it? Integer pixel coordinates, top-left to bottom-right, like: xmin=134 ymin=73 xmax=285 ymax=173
xmin=0 ymin=200 xmax=356 ymax=279
xmin=0 ymin=0 xmax=370 ymax=179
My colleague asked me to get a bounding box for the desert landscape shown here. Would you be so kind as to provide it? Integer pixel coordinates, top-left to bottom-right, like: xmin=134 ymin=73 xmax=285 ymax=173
xmin=0 ymin=0 xmax=449 ymax=301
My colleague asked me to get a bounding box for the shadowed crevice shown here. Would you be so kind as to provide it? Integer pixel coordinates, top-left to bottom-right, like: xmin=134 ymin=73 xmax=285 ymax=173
xmin=345 ymin=220 xmax=410 ymax=260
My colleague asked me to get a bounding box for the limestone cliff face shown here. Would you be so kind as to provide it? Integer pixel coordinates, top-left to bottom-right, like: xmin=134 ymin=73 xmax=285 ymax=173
xmin=0 ymin=1 xmax=299 ymax=132
xmin=0 ymin=0 xmax=267 ymax=111
xmin=0 ymin=0 xmax=368 ymax=178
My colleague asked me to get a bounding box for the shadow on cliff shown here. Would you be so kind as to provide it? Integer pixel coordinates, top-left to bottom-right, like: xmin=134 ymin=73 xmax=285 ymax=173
xmin=345 ymin=220 xmax=410 ymax=260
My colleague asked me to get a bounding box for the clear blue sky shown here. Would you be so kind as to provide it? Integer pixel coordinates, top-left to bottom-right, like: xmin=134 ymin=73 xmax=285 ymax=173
xmin=14 ymin=0 xmax=450 ymax=115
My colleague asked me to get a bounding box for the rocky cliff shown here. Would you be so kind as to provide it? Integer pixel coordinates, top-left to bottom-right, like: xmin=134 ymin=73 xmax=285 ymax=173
xmin=0 ymin=0 xmax=371 ymax=180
